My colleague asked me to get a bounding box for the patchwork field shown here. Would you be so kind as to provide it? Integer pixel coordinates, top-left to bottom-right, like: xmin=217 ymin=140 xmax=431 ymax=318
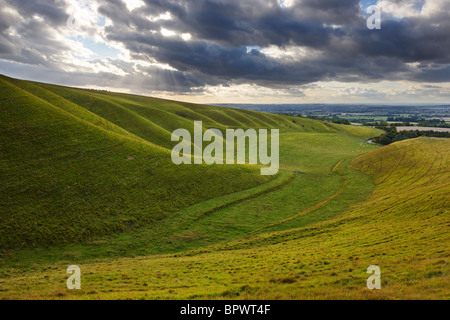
xmin=0 ymin=75 xmax=448 ymax=300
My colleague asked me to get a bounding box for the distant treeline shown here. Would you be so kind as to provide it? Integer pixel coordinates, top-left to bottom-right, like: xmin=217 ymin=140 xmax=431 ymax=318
xmin=387 ymin=116 xmax=449 ymax=127
xmin=372 ymin=128 xmax=450 ymax=145
xmin=298 ymin=115 xmax=449 ymax=128
xmin=305 ymin=115 xmax=351 ymax=125
xmin=283 ymin=113 xmax=449 ymax=131
xmin=387 ymin=116 xmax=441 ymax=123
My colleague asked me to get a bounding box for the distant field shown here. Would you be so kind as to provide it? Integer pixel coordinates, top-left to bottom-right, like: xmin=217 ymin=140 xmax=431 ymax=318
xmin=397 ymin=126 xmax=450 ymax=133
xmin=387 ymin=121 xmax=419 ymax=125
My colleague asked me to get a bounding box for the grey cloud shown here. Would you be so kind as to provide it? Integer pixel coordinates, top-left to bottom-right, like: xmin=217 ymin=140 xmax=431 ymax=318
xmin=6 ymin=0 xmax=69 ymax=26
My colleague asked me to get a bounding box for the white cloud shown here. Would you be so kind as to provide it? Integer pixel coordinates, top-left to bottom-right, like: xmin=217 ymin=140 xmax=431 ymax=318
xmin=260 ymin=45 xmax=321 ymax=62
xmin=161 ymin=28 xmax=177 ymax=37
xmin=122 ymin=0 xmax=145 ymax=12
xmin=420 ymin=0 xmax=450 ymax=17
xmin=148 ymin=11 xmax=172 ymax=22
xmin=181 ymin=33 xmax=192 ymax=41
xmin=279 ymin=0 xmax=295 ymax=9
xmin=377 ymin=0 xmax=423 ymax=18
xmin=378 ymin=0 xmax=450 ymax=19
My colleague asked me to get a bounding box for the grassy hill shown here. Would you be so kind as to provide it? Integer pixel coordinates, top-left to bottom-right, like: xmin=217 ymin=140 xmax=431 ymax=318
xmin=0 ymin=75 xmax=277 ymax=249
xmin=0 ymin=74 xmax=379 ymax=250
xmin=1 ymin=75 xmax=447 ymax=299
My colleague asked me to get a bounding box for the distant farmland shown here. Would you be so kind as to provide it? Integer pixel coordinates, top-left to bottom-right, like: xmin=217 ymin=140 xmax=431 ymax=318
xmin=396 ymin=126 xmax=450 ymax=133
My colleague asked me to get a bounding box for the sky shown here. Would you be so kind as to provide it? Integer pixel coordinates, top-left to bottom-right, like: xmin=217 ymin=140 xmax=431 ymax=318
xmin=0 ymin=0 xmax=449 ymax=104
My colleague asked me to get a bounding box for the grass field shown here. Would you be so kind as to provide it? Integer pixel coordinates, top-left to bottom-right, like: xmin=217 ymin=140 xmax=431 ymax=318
xmin=0 ymin=75 xmax=448 ymax=300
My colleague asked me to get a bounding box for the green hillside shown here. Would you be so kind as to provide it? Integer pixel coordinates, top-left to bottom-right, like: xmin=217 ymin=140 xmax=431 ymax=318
xmin=1 ymin=75 xmax=447 ymax=300
xmin=0 ymin=75 xmax=276 ymax=248
xmin=0 ymin=74 xmax=380 ymax=254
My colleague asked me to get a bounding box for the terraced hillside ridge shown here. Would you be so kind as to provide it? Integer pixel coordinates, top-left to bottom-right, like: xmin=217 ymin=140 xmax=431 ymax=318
xmin=0 ymin=74 xmax=380 ymax=252
xmin=0 ymin=75 xmax=275 ymax=249
xmin=1 ymin=75 xmax=346 ymax=147
xmin=0 ymin=137 xmax=447 ymax=299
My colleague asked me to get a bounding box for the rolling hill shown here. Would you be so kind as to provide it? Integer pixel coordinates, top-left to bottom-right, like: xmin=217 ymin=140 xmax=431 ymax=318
xmin=0 ymin=74 xmax=378 ymax=250
xmin=0 ymin=75 xmax=448 ymax=300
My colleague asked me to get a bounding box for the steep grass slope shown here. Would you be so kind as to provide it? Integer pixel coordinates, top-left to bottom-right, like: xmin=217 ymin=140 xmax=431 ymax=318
xmin=1 ymin=137 xmax=446 ymax=299
xmin=0 ymin=76 xmax=274 ymax=249
xmin=2 ymin=75 xmax=351 ymax=147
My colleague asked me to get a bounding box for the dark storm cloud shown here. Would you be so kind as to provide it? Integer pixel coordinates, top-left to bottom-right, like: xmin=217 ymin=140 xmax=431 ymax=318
xmin=415 ymin=65 xmax=450 ymax=82
xmin=289 ymin=0 xmax=363 ymax=25
xmin=1 ymin=0 xmax=450 ymax=92
xmin=353 ymin=19 xmax=450 ymax=63
xmin=95 ymin=0 xmax=450 ymax=88
xmin=102 ymin=0 xmax=345 ymax=48
xmin=6 ymin=0 xmax=69 ymax=26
